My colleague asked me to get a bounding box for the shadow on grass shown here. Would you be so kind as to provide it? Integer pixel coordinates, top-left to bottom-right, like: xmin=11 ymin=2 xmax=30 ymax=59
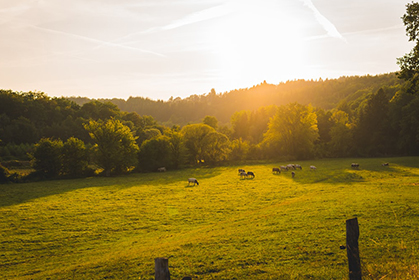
xmin=277 ymin=157 xmax=419 ymax=185
xmin=0 ymin=166 xmax=224 ymax=208
xmin=1 ymin=157 xmax=417 ymax=207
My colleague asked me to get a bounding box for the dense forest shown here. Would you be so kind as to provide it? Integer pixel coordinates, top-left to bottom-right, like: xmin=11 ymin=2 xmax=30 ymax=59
xmin=68 ymin=73 xmax=401 ymax=125
xmin=1 ymin=70 xmax=419 ymax=183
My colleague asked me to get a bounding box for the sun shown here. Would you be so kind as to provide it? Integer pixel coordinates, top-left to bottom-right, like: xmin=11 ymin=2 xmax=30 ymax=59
xmin=207 ymin=1 xmax=307 ymax=89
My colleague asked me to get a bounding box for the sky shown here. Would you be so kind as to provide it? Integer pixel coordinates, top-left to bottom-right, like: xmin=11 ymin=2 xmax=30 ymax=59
xmin=0 ymin=0 xmax=414 ymax=100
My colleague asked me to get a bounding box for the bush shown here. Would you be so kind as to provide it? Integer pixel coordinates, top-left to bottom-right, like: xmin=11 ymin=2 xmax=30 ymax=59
xmin=32 ymin=138 xmax=63 ymax=178
xmin=0 ymin=163 xmax=10 ymax=183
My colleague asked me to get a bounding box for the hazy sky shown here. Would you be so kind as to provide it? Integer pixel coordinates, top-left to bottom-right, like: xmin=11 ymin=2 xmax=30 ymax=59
xmin=0 ymin=0 xmax=414 ymax=100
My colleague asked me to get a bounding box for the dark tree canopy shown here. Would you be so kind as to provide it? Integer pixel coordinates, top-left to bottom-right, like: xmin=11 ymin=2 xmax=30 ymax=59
xmin=398 ymin=2 xmax=419 ymax=92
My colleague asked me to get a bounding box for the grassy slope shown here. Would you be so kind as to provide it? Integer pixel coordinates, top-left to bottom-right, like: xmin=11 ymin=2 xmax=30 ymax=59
xmin=1 ymin=157 xmax=418 ymax=279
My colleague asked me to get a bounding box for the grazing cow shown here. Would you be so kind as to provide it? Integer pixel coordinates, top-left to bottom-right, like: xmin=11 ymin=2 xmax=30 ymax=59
xmin=238 ymin=168 xmax=245 ymax=173
xmin=188 ymin=178 xmax=199 ymax=185
xmin=351 ymin=163 xmax=359 ymax=168
xmin=295 ymin=164 xmax=302 ymax=170
xmin=287 ymin=164 xmax=296 ymax=170
xmin=157 ymin=167 xmax=166 ymax=172
xmin=272 ymin=167 xmax=281 ymax=174
xmin=247 ymin=171 xmax=255 ymax=178
xmin=239 ymin=171 xmax=248 ymax=179
xmin=382 ymin=163 xmax=389 ymax=166
xmin=291 ymin=171 xmax=295 ymax=178
xmin=310 ymin=165 xmax=316 ymax=170
xmin=280 ymin=166 xmax=288 ymax=171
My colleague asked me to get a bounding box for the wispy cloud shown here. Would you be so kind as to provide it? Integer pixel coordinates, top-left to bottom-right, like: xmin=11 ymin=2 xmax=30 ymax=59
xmin=142 ymin=3 xmax=231 ymax=34
xmin=98 ymin=3 xmax=231 ymax=51
xmin=301 ymin=0 xmax=346 ymax=42
xmin=28 ymin=24 xmax=166 ymax=57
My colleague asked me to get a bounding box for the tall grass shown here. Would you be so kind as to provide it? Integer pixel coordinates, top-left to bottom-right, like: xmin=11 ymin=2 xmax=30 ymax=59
xmin=1 ymin=157 xmax=418 ymax=279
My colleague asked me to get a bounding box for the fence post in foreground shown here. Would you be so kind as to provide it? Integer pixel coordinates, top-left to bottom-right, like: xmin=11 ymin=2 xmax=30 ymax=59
xmin=155 ymin=258 xmax=170 ymax=280
xmin=346 ymin=218 xmax=362 ymax=280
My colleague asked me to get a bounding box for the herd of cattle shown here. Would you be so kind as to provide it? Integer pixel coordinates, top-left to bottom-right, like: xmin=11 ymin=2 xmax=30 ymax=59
xmin=156 ymin=161 xmax=390 ymax=185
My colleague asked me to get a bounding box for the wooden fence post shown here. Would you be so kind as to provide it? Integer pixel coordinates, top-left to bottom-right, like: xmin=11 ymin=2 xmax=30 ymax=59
xmin=155 ymin=258 xmax=170 ymax=280
xmin=346 ymin=218 xmax=362 ymax=280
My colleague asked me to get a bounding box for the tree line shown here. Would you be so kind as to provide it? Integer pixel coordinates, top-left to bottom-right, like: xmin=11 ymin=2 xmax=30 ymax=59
xmin=68 ymin=73 xmax=402 ymax=126
xmin=1 ymin=79 xmax=419 ymax=183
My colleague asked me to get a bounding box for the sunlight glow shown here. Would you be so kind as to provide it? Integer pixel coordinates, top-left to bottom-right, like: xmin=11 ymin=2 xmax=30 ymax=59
xmin=208 ymin=1 xmax=306 ymax=89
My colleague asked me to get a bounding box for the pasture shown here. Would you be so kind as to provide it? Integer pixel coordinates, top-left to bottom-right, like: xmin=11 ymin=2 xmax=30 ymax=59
xmin=1 ymin=157 xmax=418 ymax=279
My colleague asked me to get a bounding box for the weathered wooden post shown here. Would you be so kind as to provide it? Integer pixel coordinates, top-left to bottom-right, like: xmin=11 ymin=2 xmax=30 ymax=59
xmin=155 ymin=258 xmax=170 ymax=280
xmin=346 ymin=218 xmax=362 ymax=280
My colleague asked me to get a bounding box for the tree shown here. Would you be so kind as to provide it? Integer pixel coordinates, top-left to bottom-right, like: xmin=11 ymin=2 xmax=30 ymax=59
xmin=397 ymin=2 xmax=419 ymax=92
xmin=61 ymin=137 xmax=89 ymax=177
xmin=201 ymin=131 xmax=231 ymax=164
xmin=84 ymin=118 xmax=139 ymax=176
xmin=390 ymin=91 xmax=419 ymax=155
xmin=231 ymin=111 xmax=250 ymax=141
xmin=32 ymin=138 xmax=63 ymax=178
xmin=328 ymin=110 xmax=354 ymax=157
xmin=248 ymin=106 xmax=277 ymax=144
xmin=0 ymin=163 xmax=11 ymax=183
xmin=181 ymin=124 xmax=230 ymax=164
xmin=167 ymin=130 xmax=184 ymax=169
xmin=262 ymin=103 xmax=319 ymax=159
xmin=202 ymin=115 xmax=218 ymax=130
xmin=354 ymin=88 xmax=392 ymax=156
xmin=137 ymin=135 xmax=171 ymax=172
xmin=79 ymin=100 xmax=121 ymax=120
xmin=181 ymin=124 xmax=214 ymax=164
xmin=136 ymin=128 xmax=162 ymax=146
xmin=229 ymin=138 xmax=250 ymax=161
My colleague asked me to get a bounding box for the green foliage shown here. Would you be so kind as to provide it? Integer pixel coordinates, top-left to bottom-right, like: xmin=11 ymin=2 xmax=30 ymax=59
xmin=263 ymin=103 xmax=319 ymax=159
xmin=0 ymin=143 xmax=33 ymax=161
xmin=167 ymin=130 xmax=184 ymax=169
xmin=32 ymin=138 xmax=63 ymax=178
xmin=390 ymin=90 xmax=419 ymax=154
xmin=74 ymin=74 xmax=401 ymax=125
xmin=1 ymin=70 xmax=419 ymax=162
xmin=398 ymin=2 xmax=419 ymax=92
xmin=181 ymin=124 xmax=230 ymax=164
xmin=201 ymin=131 xmax=231 ymax=164
xmin=79 ymin=100 xmax=121 ymax=120
xmin=328 ymin=110 xmax=354 ymax=157
xmin=61 ymin=137 xmax=89 ymax=177
xmin=0 ymin=163 xmax=10 ymax=183
xmin=202 ymin=115 xmax=218 ymax=130
xmin=230 ymin=138 xmax=250 ymax=161
xmin=1 ymin=157 xmax=418 ymax=279
xmin=354 ymin=88 xmax=393 ymax=156
xmin=137 ymin=135 xmax=172 ymax=172
xmin=84 ymin=118 xmax=139 ymax=176
xmin=231 ymin=110 xmax=251 ymax=141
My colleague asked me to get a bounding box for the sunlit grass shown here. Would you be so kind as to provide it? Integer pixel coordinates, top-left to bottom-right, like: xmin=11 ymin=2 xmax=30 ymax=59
xmin=1 ymin=157 xmax=418 ymax=279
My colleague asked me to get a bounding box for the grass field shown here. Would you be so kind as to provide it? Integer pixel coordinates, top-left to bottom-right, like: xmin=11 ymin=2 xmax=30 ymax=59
xmin=1 ymin=157 xmax=418 ymax=279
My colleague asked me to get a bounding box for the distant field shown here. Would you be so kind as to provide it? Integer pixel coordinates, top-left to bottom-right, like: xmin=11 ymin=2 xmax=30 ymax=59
xmin=1 ymin=157 xmax=418 ymax=279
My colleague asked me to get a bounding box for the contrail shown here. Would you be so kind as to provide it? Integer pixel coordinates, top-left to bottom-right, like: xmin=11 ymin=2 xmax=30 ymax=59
xmin=120 ymin=3 xmax=230 ymax=40
xmin=301 ymin=0 xmax=346 ymax=42
xmin=28 ymin=24 xmax=166 ymax=58
xmin=91 ymin=3 xmax=231 ymax=51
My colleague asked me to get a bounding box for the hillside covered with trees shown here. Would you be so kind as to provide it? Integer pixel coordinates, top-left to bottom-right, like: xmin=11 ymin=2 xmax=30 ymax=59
xmin=69 ymin=73 xmax=401 ymax=125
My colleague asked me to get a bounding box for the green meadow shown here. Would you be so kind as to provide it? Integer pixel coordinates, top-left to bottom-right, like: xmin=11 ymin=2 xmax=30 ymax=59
xmin=1 ymin=157 xmax=418 ymax=279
